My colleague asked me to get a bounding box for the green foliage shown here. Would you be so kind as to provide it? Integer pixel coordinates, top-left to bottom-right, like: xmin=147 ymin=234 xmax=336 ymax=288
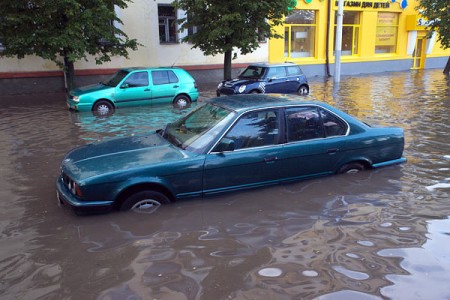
xmin=417 ymin=0 xmax=450 ymax=49
xmin=0 ymin=0 xmax=139 ymax=68
xmin=172 ymin=0 xmax=294 ymax=56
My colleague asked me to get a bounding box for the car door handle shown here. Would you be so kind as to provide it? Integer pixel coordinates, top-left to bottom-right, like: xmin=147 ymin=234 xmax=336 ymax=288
xmin=173 ymin=85 xmax=179 ymax=88
xmin=144 ymin=88 xmax=150 ymax=91
xmin=327 ymin=148 xmax=339 ymax=154
xmin=264 ymin=156 xmax=278 ymax=163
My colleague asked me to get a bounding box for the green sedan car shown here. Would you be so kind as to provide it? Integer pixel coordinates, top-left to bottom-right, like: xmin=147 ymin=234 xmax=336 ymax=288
xmin=57 ymin=94 xmax=406 ymax=215
xmin=67 ymin=67 xmax=199 ymax=115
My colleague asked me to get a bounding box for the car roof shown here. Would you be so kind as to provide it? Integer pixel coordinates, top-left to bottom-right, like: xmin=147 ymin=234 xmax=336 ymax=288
xmin=246 ymin=62 xmax=298 ymax=68
xmin=121 ymin=66 xmax=182 ymax=72
xmin=207 ymin=94 xmax=332 ymax=113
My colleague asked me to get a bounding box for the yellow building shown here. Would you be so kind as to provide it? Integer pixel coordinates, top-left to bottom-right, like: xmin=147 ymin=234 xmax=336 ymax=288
xmin=269 ymin=0 xmax=450 ymax=76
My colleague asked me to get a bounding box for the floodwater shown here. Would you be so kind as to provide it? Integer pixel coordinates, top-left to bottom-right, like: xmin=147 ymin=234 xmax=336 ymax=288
xmin=0 ymin=70 xmax=449 ymax=300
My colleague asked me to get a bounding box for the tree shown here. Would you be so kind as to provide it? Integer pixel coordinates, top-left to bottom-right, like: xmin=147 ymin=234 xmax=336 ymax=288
xmin=173 ymin=0 xmax=294 ymax=80
xmin=0 ymin=0 xmax=139 ymax=91
xmin=417 ymin=0 xmax=450 ymax=74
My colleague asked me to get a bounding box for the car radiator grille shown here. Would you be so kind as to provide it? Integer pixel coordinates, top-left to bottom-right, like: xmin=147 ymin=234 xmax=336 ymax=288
xmin=220 ymin=88 xmax=236 ymax=95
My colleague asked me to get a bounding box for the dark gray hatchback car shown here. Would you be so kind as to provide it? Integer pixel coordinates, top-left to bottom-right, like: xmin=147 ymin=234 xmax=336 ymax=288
xmin=217 ymin=63 xmax=309 ymax=96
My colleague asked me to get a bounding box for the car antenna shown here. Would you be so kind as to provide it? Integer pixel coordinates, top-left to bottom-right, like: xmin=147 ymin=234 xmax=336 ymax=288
xmin=171 ymin=55 xmax=181 ymax=68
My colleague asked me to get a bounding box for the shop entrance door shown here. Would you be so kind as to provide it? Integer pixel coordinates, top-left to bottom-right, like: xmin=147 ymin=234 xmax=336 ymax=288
xmin=412 ymin=37 xmax=426 ymax=69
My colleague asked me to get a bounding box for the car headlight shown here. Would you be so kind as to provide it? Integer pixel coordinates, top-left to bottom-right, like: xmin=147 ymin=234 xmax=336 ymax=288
xmin=68 ymin=180 xmax=83 ymax=197
xmin=72 ymin=96 xmax=80 ymax=103
xmin=217 ymin=82 xmax=223 ymax=89
xmin=238 ymin=85 xmax=246 ymax=93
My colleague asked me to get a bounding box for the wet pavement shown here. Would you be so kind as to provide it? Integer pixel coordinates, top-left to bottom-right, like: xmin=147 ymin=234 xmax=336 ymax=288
xmin=1 ymin=70 xmax=450 ymax=299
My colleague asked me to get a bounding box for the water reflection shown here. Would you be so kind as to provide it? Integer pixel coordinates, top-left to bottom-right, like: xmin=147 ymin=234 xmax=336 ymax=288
xmin=0 ymin=70 xmax=449 ymax=299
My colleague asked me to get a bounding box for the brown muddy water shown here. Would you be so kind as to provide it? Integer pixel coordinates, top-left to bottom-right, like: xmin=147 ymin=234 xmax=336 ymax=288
xmin=0 ymin=70 xmax=449 ymax=300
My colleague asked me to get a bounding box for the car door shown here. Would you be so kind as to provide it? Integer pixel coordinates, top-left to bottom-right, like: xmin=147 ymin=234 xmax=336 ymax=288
xmin=114 ymin=71 xmax=152 ymax=107
xmin=203 ymin=109 xmax=283 ymax=194
xmin=285 ymin=65 xmax=304 ymax=92
xmin=276 ymin=106 xmax=349 ymax=180
xmin=149 ymin=70 xmax=180 ymax=104
xmin=264 ymin=67 xmax=289 ymax=93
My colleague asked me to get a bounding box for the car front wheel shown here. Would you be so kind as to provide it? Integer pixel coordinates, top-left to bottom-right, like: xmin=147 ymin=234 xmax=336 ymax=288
xmin=120 ymin=190 xmax=170 ymax=214
xmin=93 ymin=100 xmax=114 ymax=116
xmin=173 ymin=95 xmax=191 ymax=109
xmin=297 ymin=85 xmax=309 ymax=95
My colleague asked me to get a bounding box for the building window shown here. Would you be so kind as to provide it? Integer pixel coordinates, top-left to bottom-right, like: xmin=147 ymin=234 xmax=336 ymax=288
xmin=334 ymin=11 xmax=360 ymax=56
xmin=158 ymin=5 xmax=177 ymax=43
xmin=186 ymin=13 xmax=200 ymax=38
xmin=375 ymin=12 xmax=399 ymax=54
xmin=284 ymin=10 xmax=317 ymax=58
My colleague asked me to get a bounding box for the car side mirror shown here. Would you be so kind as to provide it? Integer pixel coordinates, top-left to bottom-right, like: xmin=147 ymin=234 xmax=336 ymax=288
xmin=213 ymin=138 xmax=235 ymax=152
xmin=120 ymin=83 xmax=129 ymax=89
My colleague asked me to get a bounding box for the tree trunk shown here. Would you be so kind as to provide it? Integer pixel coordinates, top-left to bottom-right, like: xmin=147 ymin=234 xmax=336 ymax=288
xmin=63 ymin=55 xmax=75 ymax=93
xmin=444 ymin=56 xmax=450 ymax=75
xmin=224 ymin=50 xmax=232 ymax=80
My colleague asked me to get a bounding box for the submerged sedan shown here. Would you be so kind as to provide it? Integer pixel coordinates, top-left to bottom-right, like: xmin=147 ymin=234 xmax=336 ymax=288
xmin=57 ymin=94 xmax=406 ymax=214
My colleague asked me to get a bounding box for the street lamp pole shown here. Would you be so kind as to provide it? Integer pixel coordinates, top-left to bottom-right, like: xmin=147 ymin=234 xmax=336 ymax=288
xmin=334 ymin=0 xmax=344 ymax=83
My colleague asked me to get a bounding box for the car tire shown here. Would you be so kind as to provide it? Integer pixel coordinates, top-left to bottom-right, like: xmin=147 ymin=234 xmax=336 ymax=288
xmin=297 ymin=85 xmax=309 ymax=95
xmin=337 ymin=162 xmax=365 ymax=174
xmin=93 ymin=100 xmax=114 ymax=116
xmin=173 ymin=95 xmax=191 ymax=109
xmin=120 ymin=190 xmax=170 ymax=213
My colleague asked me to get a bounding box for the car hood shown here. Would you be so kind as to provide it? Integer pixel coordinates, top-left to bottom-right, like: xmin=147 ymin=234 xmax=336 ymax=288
xmin=222 ymin=78 xmax=259 ymax=87
xmin=62 ymin=133 xmax=191 ymax=181
xmin=71 ymin=83 xmax=112 ymax=96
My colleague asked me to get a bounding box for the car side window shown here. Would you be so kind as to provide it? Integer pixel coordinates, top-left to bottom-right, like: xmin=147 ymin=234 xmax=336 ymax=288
xmin=286 ymin=107 xmax=324 ymax=142
xmin=224 ymin=109 xmax=279 ymax=150
xmin=123 ymin=71 xmax=149 ymax=87
xmin=266 ymin=67 xmax=287 ymax=79
xmin=286 ymin=66 xmax=302 ymax=76
xmin=319 ymin=108 xmax=348 ymax=137
xmin=168 ymin=70 xmax=179 ymax=83
xmin=152 ymin=70 xmax=179 ymax=85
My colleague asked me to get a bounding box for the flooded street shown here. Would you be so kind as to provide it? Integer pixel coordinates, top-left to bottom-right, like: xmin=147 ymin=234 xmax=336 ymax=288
xmin=1 ymin=70 xmax=449 ymax=299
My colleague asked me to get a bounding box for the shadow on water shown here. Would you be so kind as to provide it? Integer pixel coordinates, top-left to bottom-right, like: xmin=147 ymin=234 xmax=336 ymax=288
xmin=0 ymin=70 xmax=450 ymax=299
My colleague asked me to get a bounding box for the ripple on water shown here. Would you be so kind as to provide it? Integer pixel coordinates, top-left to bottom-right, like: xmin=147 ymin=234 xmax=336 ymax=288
xmin=258 ymin=267 xmax=283 ymax=277
xmin=332 ymin=265 xmax=370 ymax=280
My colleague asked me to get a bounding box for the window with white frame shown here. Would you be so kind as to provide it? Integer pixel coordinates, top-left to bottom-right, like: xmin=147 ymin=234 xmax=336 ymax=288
xmin=158 ymin=5 xmax=177 ymax=43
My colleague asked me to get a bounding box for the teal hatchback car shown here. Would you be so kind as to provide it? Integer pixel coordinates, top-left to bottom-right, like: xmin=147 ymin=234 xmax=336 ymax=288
xmin=57 ymin=94 xmax=406 ymax=215
xmin=67 ymin=67 xmax=199 ymax=114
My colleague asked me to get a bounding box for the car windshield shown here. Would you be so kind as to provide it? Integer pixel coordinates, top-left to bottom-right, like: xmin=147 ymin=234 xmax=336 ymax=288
xmin=162 ymin=103 xmax=236 ymax=154
xmin=101 ymin=70 xmax=130 ymax=87
xmin=238 ymin=66 xmax=265 ymax=79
